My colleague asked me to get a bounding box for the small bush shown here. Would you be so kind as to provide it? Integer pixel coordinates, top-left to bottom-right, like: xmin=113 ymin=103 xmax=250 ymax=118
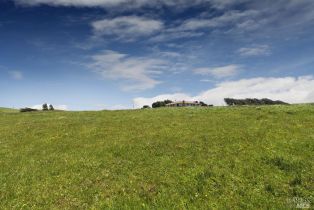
xmin=20 ymin=108 xmax=38 ymax=112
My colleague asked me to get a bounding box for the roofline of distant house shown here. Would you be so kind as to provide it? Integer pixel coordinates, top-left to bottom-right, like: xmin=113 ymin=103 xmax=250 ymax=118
xmin=166 ymin=101 xmax=201 ymax=106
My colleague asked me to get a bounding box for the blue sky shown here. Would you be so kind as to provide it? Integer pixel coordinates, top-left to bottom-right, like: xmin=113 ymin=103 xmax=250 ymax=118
xmin=1 ymin=0 xmax=314 ymax=110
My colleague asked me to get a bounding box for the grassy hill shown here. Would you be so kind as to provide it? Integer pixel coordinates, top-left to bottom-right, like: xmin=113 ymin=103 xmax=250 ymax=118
xmin=0 ymin=107 xmax=18 ymax=113
xmin=0 ymin=105 xmax=313 ymax=209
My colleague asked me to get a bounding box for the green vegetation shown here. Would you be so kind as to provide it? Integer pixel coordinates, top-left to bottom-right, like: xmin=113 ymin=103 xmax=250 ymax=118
xmin=152 ymin=99 xmax=173 ymax=108
xmin=224 ymin=98 xmax=288 ymax=106
xmin=0 ymin=107 xmax=18 ymax=113
xmin=1 ymin=105 xmax=313 ymax=209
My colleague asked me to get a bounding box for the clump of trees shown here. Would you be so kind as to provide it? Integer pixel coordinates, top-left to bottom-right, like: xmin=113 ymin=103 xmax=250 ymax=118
xmin=20 ymin=108 xmax=38 ymax=112
xmin=199 ymin=101 xmax=214 ymax=107
xmin=224 ymin=98 xmax=289 ymax=106
xmin=152 ymin=100 xmax=173 ymax=108
xmin=151 ymin=100 xmax=214 ymax=108
xmin=20 ymin=103 xmax=56 ymax=112
xmin=43 ymin=103 xmax=55 ymax=111
xmin=199 ymin=101 xmax=207 ymax=106
xmin=142 ymin=105 xmax=151 ymax=109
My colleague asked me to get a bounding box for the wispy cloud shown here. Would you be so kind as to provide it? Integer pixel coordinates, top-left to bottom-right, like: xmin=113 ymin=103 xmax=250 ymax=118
xmin=92 ymin=16 xmax=163 ymax=41
xmin=237 ymin=45 xmax=271 ymax=57
xmin=133 ymin=75 xmax=314 ymax=107
xmin=13 ymin=0 xmax=242 ymax=9
xmin=149 ymin=10 xmax=260 ymax=42
xmin=14 ymin=0 xmax=129 ymax=7
xmin=193 ymin=65 xmax=240 ymax=78
xmin=89 ymin=50 xmax=166 ymax=91
xmin=8 ymin=71 xmax=23 ymax=80
xmin=149 ymin=31 xmax=204 ymax=42
xmin=28 ymin=0 xmax=314 ymax=46
xmin=174 ymin=10 xmax=259 ymax=32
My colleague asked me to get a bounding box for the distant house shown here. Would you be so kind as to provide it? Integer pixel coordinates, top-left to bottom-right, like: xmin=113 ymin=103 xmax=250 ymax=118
xmin=166 ymin=101 xmax=202 ymax=107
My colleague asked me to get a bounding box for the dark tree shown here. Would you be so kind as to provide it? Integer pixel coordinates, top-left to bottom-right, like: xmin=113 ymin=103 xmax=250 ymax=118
xmin=42 ymin=103 xmax=48 ymax=111
xmin=142 ymin=105 xmax=150 ymax=109
xmin=224 ymin=98 xmax=289 ymax=106
xmin=49 ymin=104 xmax=54 ymax=111
xmin=224 ymin=98 xmax=234 ymax=106
xmin=164 ymin=100 xmax=173 ymax=105
xmin=20 ymin=108 xmax=38 ymax=112
xmin=199 ymin=101 xmax=208 ymax=106
xmin=152 ymin=100 xmax=173 ymax=108
xmin=152 ymin=101 xmax=165 ymax=108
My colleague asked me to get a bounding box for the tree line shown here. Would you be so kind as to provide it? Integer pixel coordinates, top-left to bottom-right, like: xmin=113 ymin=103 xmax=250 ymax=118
xmin=143 ymin=98 xmax=289 ymax=109
xmin=224 ymin=98 xmax=289 ymax=106
xmin=143 ymin=100 xmax=212 ymax=108
xmin=20 ymin=103 xmax=55 ymax=112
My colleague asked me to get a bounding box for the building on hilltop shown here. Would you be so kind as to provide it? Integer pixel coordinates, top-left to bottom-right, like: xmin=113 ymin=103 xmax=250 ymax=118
xmin=165 ymin=101 xmax=202 ymax=107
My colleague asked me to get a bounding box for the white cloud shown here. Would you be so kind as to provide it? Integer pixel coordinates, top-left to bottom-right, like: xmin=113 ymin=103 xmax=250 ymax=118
xmin=89 ymin=50 xmax=166 ymax=91
xmin=18 ymin=0 xmax=314 ymax=45
xmin=133 ymin=75 xmax=314 ymax=108
xmin=32 ymin=104 xmax=68 ymax=110
xmin=237 ymin=45 xmax=271 ymax=56
xmin=209 ymin=0 xmax=249 ymax=9
xmin=158 ymin=51 xmax=181 ymax=58
xmin=149 ymin=31 xmax=204 ymax=42
xmin=92 ymin=16 xmax=163 ymax=41
xmin=14 ymin=0 xmax=128 ymax=7
xmin=13 ymin=0 xmax=241 ymax=9
xmin=8 ymin=71 xmax=23 ymax=80
xmin=13 ymin=0 xmax=314 ymax=34
xmin=148 ymin=10 xmax=260 ymax=42
xmin=193 ymin=65 xmax=239 ymax=78
xmin=173 ymin=10 xmax=259 ymax=32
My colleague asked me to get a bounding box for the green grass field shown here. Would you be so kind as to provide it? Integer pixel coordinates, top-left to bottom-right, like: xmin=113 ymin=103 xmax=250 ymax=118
xmin=0 ymin=105 xmax=313 ymax=209
xmin=0 ymin=107 xmax=18 ymax=113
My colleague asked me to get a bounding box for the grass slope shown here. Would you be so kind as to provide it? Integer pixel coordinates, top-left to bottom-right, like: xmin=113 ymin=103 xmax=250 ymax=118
xmin=0 ymin=107 xmax=18 ymax=113
xmin=0 ymin=105 xmax=313 ymax=209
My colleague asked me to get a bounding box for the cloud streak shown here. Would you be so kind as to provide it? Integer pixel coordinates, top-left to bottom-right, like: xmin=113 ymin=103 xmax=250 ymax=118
xmin=92 ymin=16 xmax=163 ymax=41
xmin=237 ymin=45 xmax=270 ymax=57
xmin=8 ymin=71 xmax=23 ymax=80
xmin=193 ymin=65 xmax=240 ymax=78
xmin=89 ymin=50 xmax=166 ymax=91
xmin=13 ymin=0 xmax=242 ymax=9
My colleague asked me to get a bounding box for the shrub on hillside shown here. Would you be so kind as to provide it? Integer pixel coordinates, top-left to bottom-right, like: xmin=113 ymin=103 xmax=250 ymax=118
xmin=152 ymin=100 xmax=173 ymax=108
xmin=20 ymin=108 xmax=38 ymax=112
xmin=199 ymin=101 xmax=214 ymax=107
xmin=224 ymin=98 xmax=289 ymax=106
